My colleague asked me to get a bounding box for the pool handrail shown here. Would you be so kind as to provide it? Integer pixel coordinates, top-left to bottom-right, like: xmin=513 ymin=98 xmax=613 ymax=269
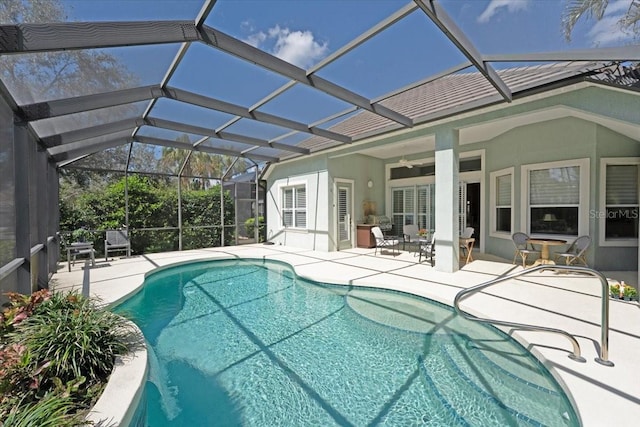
xmin=453 ymin=264 xmax=613 ymax=367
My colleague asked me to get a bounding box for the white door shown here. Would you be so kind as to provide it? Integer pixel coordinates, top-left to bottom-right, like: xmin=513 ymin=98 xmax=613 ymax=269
xmin=336 ymin=182 xmax=353 ymax=250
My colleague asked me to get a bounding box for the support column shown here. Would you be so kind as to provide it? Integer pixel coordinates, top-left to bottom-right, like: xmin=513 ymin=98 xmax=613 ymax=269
xmin=434 ymin=128 xmax=460 ymax=273
xmin=14 ymin=120 xmax=31 ymax=294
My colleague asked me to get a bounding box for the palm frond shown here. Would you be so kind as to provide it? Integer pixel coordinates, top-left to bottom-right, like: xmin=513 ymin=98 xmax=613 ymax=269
xmin=562 ymin=0 xmax=609 ymax=41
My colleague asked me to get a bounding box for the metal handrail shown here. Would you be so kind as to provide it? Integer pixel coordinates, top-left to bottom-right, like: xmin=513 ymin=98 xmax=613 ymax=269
xmin=453 ymin=264 xmax=613 ymax=367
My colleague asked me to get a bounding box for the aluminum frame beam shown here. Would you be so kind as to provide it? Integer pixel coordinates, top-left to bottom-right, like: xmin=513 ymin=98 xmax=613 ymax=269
xmin=200 ymin=25 xmax=414 ymax=128
xmin=483 ymin=46 xmax=640 ymax=62
xmin=2 ymin=19 xmax=413 ymax=128
xmin=49 ymin=135 xmax=131 ymax=162
xmin=413 ymin=0 xmax=512 ymax=102
xmin=134 ymin=135 xmax=278 ymax=162
xmin=40 ymin=118 xmax=139 ymax=147
xmin=19 ymin=85 xmax=161 ymax=121
xmin=144 ymin=116 xmax=310 ymax=154
xmin=19 ymin=84 xmax=351 ymax=146
xmin=0 ymin=21 xmax=199 ymax=53
xmin=164 ymin=87 xmax=350 ymax=144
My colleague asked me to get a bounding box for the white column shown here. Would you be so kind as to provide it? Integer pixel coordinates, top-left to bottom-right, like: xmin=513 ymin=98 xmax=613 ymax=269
xmin=435 ymin=129 xmax=460 ymax=273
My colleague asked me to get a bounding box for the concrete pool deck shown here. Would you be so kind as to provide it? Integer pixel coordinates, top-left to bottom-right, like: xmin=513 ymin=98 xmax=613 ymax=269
xmin=51 ymin=244 xmax=640 ymax=426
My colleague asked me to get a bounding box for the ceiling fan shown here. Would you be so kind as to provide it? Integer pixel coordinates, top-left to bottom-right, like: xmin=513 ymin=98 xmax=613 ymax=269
xmin=399 ymin=156 xmax=413 ymax=168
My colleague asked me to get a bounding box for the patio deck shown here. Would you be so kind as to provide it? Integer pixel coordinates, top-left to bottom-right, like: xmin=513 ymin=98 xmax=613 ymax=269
xmin=52 ymin=244 xmax=640 ymax=427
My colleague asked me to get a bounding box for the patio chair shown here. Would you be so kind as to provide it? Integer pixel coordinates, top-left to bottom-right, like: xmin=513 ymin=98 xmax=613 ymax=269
xmin=511 ymin=232 xmax=539 ymax=268
xmin=419 ymin=233 xmax=436 ymax=266
xmin=459 ymin=227 xmax=474 ymax=258
xmin=371 ymin=226 xmax=399 ymax=256
xmin=555 ymin=235 xmax=591 ymax=267
xmin=402 ymin=224 xmax=420 ymax=251
xmin=105 ymin=229 xmax=131 ymax=261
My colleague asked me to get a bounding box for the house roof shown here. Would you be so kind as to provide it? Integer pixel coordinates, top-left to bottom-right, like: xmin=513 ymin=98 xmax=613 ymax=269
xmin=284 ymin=61 xmax=637 ymax=160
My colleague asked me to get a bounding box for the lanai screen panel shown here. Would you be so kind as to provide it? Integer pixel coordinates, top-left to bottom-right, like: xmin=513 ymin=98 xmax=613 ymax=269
xmin=0 ymin=95 xmax=16 ymax=265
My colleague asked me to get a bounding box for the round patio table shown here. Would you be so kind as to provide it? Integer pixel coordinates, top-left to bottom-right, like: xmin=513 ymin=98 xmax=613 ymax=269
xmin=527 ymin=238 xmax=567 ymax=266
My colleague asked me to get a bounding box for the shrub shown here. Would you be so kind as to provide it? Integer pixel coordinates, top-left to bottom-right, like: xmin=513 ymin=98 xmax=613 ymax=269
xmin=623 ymin=286 xmax=638 ymax=300
xmin=0 ymin=291 xmax=133 ymax=424
xmin=244 ymin=216 xmax=264 ymax=239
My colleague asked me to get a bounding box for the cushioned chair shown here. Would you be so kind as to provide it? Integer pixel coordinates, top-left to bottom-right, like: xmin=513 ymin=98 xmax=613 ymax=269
xmin=402 ymin=224 xmax=420 ymax=251
xmin=512 ymin=232 xmax=539 ymax=268
xmin=371 ymin=226 xmax=399 ymax=256
xmin=555 ymin=235 xmax=591 ymax=267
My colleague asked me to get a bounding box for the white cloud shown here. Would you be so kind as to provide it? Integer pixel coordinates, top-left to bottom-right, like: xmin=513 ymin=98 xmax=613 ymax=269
xmin=244 ymin=24 xmax=328 ymax=68
xmin=587 ymin=0 xmax=634 ymax=46
xmin=477 ymin=0 xmax=529 ymax=24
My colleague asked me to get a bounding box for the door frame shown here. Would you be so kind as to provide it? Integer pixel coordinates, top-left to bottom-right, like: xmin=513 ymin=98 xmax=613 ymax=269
xmin=334 ymin=178 xmax=355 ymax=251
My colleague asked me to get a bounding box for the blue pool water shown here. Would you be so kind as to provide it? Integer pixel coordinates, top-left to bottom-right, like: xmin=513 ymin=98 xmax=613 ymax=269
xmin=115 ymin=259 xmax=579 ymax=426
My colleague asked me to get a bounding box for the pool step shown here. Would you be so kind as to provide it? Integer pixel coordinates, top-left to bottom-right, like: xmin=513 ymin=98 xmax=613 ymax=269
xmin=439 ymin=339 xmax=576 ymax=427
xmin=419 ymin=350 xmax=542 ymax=427
xmin=420 ymin=334 xmax=578 ymax=427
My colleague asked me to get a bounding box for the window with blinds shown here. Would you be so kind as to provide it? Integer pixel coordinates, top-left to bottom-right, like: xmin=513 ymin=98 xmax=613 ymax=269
xmin=282 ymin=185 xmax=306 ymax=228
xmin=391 ymin=187 xmax=415 ymax=235
xmin=529 ymin=166 xmax=579 ymax=235
xmin=605 ymin=164 xmax=639 ymax=239
xmin=495 ymin=173 xmax=511 ymax=233
xmin=392 ymin=185 xmax=436 ymax=234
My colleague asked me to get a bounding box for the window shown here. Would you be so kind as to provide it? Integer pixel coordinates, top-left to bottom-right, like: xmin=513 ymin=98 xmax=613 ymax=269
xmin=600 ymin=159 xmax=639 ymax=244
xmin=491 ymin=169 xmax=512 ymax=235
xmin=282 ymin=185 xmax=306 ymax=228
xmin=523 ymin=159 xmax=588 ymax=237
xmin=391 ymin=187 xmax=415 ymax=234
xmin=391 ymin=185 xmax=436 ymax=234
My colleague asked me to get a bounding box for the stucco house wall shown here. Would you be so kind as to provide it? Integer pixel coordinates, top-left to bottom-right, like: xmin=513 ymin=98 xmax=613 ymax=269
xmin=265 ymin=84 xmax=639 ymax=271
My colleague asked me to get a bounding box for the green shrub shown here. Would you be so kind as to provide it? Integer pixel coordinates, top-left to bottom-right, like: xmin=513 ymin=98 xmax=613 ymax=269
xmin=1 ymin=392 xmax=87 ymax=427
xmin=244 ymin=216 xmax=264 ymax=239
xmin=0 ymin=290 xmax=133 ymax=424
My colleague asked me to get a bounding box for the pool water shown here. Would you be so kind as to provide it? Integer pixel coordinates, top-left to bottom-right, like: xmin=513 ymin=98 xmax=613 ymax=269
xmin=115 ymin=259 xmax=579 ymax=426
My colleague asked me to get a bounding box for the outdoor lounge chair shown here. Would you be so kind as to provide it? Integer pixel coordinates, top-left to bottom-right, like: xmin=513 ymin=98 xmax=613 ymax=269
xmin=555 ymin=235 xmax=591 ymax=267
xmin=511 ymin=232 xmax=539 ymax=268
xmin=371 ymin=226 xmax=399 ymax=256
xmin=105 ymin=229 xmax=131 ymax=261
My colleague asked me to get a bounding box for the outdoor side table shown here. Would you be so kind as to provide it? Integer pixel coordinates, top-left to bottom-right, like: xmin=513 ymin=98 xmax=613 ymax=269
xmin=67 ymin=242 xmax=95 ymax=272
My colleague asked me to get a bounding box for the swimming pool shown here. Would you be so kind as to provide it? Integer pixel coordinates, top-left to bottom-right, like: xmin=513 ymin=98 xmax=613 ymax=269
xmin=115 ymin=258 xmax=579 ymax=426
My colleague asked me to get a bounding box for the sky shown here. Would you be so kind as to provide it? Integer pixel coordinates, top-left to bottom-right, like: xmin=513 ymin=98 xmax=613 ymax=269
xmin=37 ymin=0 xmax=640 ymax=152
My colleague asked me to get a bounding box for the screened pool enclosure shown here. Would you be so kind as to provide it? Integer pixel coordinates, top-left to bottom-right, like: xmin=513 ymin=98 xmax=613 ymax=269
xmin=1 ymin=0 xmax=639 ymax=298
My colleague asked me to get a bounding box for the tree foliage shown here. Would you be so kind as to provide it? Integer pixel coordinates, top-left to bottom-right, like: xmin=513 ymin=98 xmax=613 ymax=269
xmin=60 ymin=175 xmax=236 ymax=255
xmin=562 ymin=0 xmax=640 ymax=42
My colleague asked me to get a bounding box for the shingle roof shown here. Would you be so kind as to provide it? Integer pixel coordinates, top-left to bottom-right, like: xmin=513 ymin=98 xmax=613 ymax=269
xmin=283 ymin=61 xmax=611 ymax=160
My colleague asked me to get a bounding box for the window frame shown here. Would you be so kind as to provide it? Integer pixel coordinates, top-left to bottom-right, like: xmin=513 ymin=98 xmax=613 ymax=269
xmin=280 ymin=183 xmax=307 ymax=230
xmin=489 ymin=167 xmax=514 ymax=239
xmin=598 ymin=157 xmax=639 ymax=247
xmin=521 ymin=158 xmax=589 ymax=239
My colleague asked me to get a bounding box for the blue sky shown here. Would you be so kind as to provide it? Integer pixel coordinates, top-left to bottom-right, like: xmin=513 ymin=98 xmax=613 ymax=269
xmin=54 ymin=0 xmax=636 ymax=147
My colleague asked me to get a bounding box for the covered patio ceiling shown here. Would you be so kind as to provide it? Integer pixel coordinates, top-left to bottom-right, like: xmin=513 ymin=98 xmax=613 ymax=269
xmin=1 ymin=0 xmax=639 ymax=176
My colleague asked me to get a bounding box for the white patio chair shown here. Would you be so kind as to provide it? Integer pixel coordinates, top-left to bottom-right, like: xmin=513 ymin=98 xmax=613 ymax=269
xmin=371 ymin=226 xmax=399 ymax=256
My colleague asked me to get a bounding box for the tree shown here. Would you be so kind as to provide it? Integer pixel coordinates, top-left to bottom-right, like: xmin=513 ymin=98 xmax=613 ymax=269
xmin=1 ymin=0 xmax=139 ymax=181
xmin=562 ymin=0 xmax=640 ymax=41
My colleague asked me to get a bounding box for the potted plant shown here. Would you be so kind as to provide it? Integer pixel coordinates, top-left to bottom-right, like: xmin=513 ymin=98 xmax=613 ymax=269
xmin=623 ymin=286 xmax=638 ymax=301
xmin=610 ymin=283 xmax=620 ymax=299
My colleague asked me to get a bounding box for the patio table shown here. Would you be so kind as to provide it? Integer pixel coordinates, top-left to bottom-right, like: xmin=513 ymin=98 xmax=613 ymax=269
xmin=67 ymin=242 xmax=95 ymax=272
xmin=526 ymin=238 xmax=566 ymax=266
